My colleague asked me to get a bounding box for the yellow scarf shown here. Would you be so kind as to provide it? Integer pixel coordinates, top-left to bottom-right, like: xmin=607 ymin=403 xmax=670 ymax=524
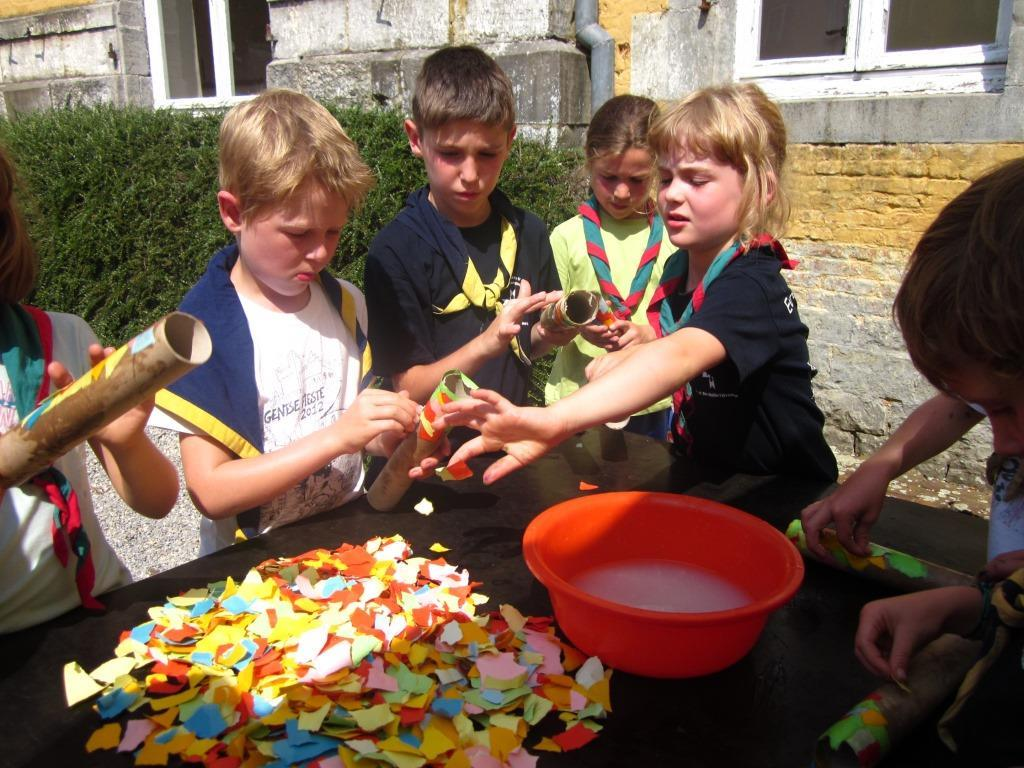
xmin=432 ymin=217 xmax=528 ymax=364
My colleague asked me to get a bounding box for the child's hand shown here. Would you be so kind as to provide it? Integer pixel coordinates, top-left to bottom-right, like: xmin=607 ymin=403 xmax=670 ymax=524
xmin=336 ymin=388 xmax=419 ymax=455
xmin=484 ymin=280 xmax=556 ymax=356
xmin=51 ymin=344 xmax=154 ymax=451
xmin=980 ymin=549 xmax=1024 ymax=582
xmin=854 ymin=587 xmax=982 ymax=683
xmin=534 ymin=320 xmax=578 ymax=348
xmin=579 ymin=322 xmax=620 ymax=350
xmin=416 ymin=389 xmax=566 ymax=484
xmin=606 ymin=320 xmax=656 ymax=350
xmin=800 ymin=459 xmax=892 ymax=559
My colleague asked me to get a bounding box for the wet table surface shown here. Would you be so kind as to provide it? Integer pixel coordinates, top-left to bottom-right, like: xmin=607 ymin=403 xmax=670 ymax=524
xmin=0 ymin=428 xmax=987 ymax=767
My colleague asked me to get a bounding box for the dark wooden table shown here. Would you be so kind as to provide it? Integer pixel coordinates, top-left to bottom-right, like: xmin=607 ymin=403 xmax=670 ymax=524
xmin=0 ymin=428 xmax=987 ymax=767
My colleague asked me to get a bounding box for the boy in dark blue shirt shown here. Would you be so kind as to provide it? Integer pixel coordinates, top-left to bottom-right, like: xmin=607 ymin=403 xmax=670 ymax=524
xmin=364 ymin=45 xmax=572 ymax=405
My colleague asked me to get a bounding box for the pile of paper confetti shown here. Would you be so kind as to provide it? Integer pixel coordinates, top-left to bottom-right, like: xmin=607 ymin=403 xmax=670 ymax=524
xmin=64 ymin=535 xmax=611 ymax=767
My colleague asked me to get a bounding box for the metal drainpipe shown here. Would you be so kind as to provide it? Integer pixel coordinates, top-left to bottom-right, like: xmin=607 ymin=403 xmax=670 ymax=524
xmin=575 ymin=0 xmax=615 ymax=117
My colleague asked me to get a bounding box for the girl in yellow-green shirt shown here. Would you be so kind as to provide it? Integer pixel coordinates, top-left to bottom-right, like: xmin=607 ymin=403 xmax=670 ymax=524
xmin=545 ymin=95 xmax=674 ymax=438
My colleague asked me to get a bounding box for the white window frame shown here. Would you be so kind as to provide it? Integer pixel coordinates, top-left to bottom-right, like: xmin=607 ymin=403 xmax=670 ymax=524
xmin=144 ymin=0 xmax=253 ymax=109
xmin=735 ymin=0 xmax=1013 ymax=100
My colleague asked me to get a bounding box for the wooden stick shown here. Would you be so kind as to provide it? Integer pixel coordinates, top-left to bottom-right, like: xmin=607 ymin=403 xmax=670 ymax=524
xmin=786 ymin=519 xmax=975 ymax=592
xmin=0 ymin=311 xmax=211 ymax=487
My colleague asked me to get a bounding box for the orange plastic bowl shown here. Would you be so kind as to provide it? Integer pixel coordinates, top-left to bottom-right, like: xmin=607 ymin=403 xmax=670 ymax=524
xmin=522 ymin=492 xmax=804 ymax=678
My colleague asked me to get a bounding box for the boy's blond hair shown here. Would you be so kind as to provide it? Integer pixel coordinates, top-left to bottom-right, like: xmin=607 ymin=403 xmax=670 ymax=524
xmin=0 ymin=146 xmax=37 ymax=304
xmin=219 ymin=89 xmax=375 ymax=222
xmin=411 ymin=46 xmax=516 ymax=133
xmin=649 ymin=82 xmax=790 ymax=242
xmin=895 ymin=156 xmax=1024 ymax=386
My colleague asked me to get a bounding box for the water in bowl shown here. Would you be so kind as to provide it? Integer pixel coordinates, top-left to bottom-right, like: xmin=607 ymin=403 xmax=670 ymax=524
xmin=571 ymin=558 xmax=752 ymax=613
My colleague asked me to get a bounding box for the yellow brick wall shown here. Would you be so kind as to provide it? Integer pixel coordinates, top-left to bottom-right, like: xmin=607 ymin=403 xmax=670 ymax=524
xmin=1 ymin=0 xmax=93 ymax=19
xmin=787 ymin=143 xmax=1024 ymax=250
xmin=598 ymin=0 xmax=668 ymax=94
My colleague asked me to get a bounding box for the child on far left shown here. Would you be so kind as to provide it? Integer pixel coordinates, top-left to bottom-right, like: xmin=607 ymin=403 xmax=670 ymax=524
xmin=0 ymin=145 xmax=179 ymax=634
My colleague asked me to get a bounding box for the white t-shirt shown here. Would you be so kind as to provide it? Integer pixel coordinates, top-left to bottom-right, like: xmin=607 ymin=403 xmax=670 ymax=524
xmin=989 ymin=455 xmax=1024 ymax=560
xmin=0 ymin=312 xmax=130 ymax=633
xmin=152 ymin=280 xmax=366 ymax=554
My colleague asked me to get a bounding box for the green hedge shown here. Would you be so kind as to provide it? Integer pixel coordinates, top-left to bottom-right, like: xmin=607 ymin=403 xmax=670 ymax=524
xmin=0 ymin=104 xmax=584 ymax=404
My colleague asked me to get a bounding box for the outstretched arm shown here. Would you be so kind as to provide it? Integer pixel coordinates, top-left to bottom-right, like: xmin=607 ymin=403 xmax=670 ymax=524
xmin=801 ymin=393 xmax=982 ymax=558
xmin=419 ymin=326 xmax=726 ymax=483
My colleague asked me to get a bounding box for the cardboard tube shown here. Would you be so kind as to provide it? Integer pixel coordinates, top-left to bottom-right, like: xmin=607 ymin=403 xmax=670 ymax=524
xmin=540 ymin=290 xmax=599 ymax=330
xmin=786 ymin=520 xmax=974 ymax=592
xmin=365 ymin=431 xmax=436 ymax=512
xmin=0 ymin=311 xmax=211 ymax=488
xmin=814 ymin=634 xmax=980 ymax=768
xmin=366 ymin=370 xmax=478 ymax=512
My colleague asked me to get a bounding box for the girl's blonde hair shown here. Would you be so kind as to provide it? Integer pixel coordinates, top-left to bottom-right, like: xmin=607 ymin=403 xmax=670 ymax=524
xmin=649 ymin=82 xmax=790 ymax=241
xmin=219 ymin=89 xmax=375 ymax=223
xmin=0 ymin=146 xmax=37 ymax=304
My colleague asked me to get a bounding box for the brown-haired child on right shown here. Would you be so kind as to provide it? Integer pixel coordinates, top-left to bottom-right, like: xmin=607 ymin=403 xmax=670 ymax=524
xmin=832 ymin=157 xmax=1024 ymax=765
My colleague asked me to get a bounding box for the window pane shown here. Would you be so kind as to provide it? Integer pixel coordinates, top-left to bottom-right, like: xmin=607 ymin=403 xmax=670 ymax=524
xmin=887 ymin=0 xmax=1000 ymax=52
xmin=229 ymin=0 xmax=272 ymax=95
xmin=159 ymin=0 xmax=207 ymax=98
xmin=190 ymin=0 xmax=216 ymax=97
xmin=759 ymin=0 xmax=849 ymax=60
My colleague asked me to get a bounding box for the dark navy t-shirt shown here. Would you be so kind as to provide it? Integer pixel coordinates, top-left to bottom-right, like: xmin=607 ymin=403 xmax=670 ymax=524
xmin=364 ymin=190 xmax=560 ymax=406
xmin=665 ymin=246 xmax=837 ymax=480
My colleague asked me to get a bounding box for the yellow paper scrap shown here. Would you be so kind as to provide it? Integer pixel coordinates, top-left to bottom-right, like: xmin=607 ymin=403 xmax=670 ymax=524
xmin=351 ymin=702 xmax=395 ymax=731
xmin=134 ymin=739 xmax=171 ymax=766
xmin=64 ymin=662 xmax=105 ymax=707
xmin=420 ymin=726 xmax=456 ymax=760
xmin=499 ymin=603 xmax=527 ymax=633
xmin=90 ymin=656 xmax=139 ymax=685
xmin=85 ymin=722 xmax=121 ymax=752
xmin=298 ymin=701 xmax=332 ymax=732
xmin=534 ymin=736 xmax=562 ymax=752
xmin=429 ymin=542 xmax=450 ymax=553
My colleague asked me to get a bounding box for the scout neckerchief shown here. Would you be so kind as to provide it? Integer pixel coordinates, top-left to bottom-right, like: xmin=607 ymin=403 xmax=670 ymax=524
xmin=938 ymin=567 xmax=1024 ymax=750
xmin=0 ymin=303 xmax=103 ymax=610
xmin=580 ymin=195 xmax=664 ymax=319
xmin=334 ymin=275 xmax=374 ymax=391
xmin=433 ymin=215 xmax=529 ymax=364
xmin=645 ymin=234 xmax=796 ymax=452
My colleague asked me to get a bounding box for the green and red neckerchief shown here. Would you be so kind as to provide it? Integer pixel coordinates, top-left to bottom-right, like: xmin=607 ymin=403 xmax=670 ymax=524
xmin=645 ymin=234 xmax=797 ymax=452
xmin=580 ymin=195 xmax=664 ymax=320
xmin=0 ymin=303 xmax=103 ymax=610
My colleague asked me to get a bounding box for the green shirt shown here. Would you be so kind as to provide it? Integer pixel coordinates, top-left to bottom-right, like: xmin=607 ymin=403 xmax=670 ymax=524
xmin=544 ymin=212 xmax=674 ymax=415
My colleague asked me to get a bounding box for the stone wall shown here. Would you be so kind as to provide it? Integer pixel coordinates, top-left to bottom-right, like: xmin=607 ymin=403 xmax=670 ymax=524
xmin=265 ymin=0 xmax=588 ymax=145
xmin=0 ymin=1 xmax=150 ymax=117
xmin=596 ymin=0 xmax=666 ymax=94
xmin=785 ymin=143 xmax=1024 ymax=486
